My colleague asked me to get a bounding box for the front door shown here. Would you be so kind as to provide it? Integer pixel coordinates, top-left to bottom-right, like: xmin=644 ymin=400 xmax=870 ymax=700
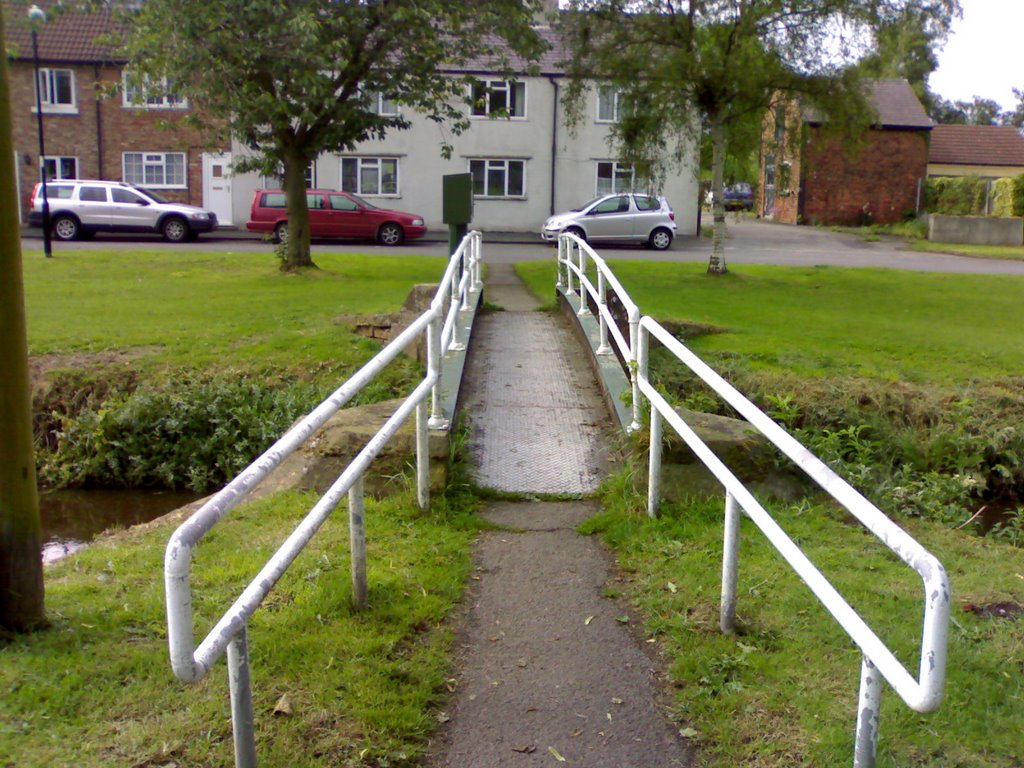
xmin=202 ymin=152 xmax=233 ymax=225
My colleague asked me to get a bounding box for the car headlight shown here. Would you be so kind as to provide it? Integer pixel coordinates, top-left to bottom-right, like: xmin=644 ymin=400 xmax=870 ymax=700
xmin=412 ymin=218 xmax=424 ymax=226
xmin=189 ymin=212 xmax=210 ymax=220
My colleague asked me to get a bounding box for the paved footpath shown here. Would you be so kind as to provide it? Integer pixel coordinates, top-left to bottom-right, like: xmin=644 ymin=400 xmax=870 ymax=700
xmin=425 ymin=263 xmax=693 ymax=767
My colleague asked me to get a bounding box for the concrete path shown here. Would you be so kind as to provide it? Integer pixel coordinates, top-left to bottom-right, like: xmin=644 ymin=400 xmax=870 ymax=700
xmin=425 ymin=264 xmax=692 ymax=767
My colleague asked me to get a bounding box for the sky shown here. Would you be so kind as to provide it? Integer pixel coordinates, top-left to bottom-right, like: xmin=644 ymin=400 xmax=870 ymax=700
xmin=929 ymin=0 xmax=1024 ymax=111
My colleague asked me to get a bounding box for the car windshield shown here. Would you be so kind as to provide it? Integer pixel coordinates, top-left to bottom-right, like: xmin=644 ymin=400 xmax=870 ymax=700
xmin=347 ymin=192 xmax=378 ymax=210
xmin=572 ymin=197 xmax=605 ymax=212
xmin=136 ymin=186 xmax=169 ymax=203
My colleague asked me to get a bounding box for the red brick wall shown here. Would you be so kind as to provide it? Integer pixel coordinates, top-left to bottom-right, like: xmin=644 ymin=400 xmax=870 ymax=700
xmin=800 ymin=128 xmax=929 ymax=226
xmin=9 ymin=61 xmax=224 ymax=219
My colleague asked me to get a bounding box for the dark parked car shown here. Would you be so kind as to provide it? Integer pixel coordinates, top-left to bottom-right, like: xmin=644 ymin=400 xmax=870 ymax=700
xmin=247 ymin=189 xmax=426 ymax=246
xmin=723 ymin=182 xmax=754 ymax=211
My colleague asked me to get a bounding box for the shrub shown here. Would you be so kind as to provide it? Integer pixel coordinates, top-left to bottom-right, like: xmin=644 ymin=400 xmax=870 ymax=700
xmin=1013 ymin=173 xmax=1024 ymax=217
xmin=924 ymin=175 xmax=988 ymax=216
xmin=38 ymin=372 xmax=326 ymax=491
xmin=992 ymin=177 xmax=1016 ymax=217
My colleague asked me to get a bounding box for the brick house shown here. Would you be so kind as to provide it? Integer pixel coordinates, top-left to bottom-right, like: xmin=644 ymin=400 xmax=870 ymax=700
xmin=758 ymin=79 xmax=933 ymax=226
xmin=928 ymin=124 xmax=1024 ymax=179
xmin=3 ymin=0 xmax=229 ymax=223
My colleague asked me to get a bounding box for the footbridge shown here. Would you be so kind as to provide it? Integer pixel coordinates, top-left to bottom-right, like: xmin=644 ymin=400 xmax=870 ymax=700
xmin=163 ymin=231 xmax=949 ymax=768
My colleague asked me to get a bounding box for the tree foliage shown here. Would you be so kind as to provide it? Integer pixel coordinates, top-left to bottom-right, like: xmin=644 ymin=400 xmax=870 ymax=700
xmin=561 ymin=0 xmax=960 ymax=274
xmin=120 ymin=0 xmax=546 ymax=270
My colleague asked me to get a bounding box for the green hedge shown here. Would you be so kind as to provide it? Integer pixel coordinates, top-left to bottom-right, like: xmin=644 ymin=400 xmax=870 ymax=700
xmin=926 ymin=173 xmax=1024 ymax=217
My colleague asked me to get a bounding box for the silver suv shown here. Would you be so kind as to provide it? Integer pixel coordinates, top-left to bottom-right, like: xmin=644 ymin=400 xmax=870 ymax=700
xmin=29 ymin=180 xmax=218 ymax=242
xmin=541 ymin=193 xmax=676 ymax=250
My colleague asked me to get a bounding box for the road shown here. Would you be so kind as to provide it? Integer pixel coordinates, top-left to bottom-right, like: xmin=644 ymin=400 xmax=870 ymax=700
xmin=20 ymin=217 xmax=1024 ymax=275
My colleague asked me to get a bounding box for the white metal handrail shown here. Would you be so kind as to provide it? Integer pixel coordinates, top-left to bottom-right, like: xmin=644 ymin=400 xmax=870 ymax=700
xmin=555 ymin=233 xmax=949 ymax=768
xmin=164 ymin=231 xmax=483 ymax=768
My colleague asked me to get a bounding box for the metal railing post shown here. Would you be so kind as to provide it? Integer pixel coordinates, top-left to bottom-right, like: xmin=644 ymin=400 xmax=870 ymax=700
xmin=565 ymin=238 xmax=576 ymax=295
xmin=227 ymin=626 xmax=257 ymax=768
xmin=348 ymin=477 xmax=368 ymax=610
xmin=647 ymin=409 xmax=662 ymax=519
xmin=628 ymin=307 xmax=642 ymax=432
xmin=720 ymin=491 xmax=741 ymax=633
xmin=427 ymin=315 xmax=448 ymax=429
xmin=596 ymin=272 xmax=611 ymax=355
xmin=556 ymin=237 xmax=565 ymax=291
xmin=416 ymin=401 xmax=429 ymax=511
xmin=472 ymin=233 xmax=483 ymax=291
xmin=576 ymin=246 xmax=591 ymax=317
xmin=854 ymin=657 xmax=883 ymax=768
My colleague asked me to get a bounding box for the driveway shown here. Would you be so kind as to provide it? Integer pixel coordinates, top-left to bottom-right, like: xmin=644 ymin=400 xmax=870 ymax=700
xmin=19 ymin=219 xmax=1024 ymax=275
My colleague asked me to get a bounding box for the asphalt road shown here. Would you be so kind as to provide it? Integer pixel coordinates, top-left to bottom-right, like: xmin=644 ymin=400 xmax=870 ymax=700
xmin=21 ymin=217 xmax=1024 ymax=275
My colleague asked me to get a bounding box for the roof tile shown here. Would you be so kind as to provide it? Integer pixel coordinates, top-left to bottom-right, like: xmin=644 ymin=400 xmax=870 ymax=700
xmin=929 ymin=124 xmax=1024 ymax=167
xmin=4 ymin=0 xmax=126 ymax=64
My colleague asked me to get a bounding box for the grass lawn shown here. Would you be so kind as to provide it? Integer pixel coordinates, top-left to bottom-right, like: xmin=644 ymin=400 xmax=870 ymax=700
xmin=516 ymin=260 xmax=1024 ymax=383
xmin=21 ymin=246 xmax=449 ymax=375
xmin=908 ymin=239 xmax=1024 ymax=262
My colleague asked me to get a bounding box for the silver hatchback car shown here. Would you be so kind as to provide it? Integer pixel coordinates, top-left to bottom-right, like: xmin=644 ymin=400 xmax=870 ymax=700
xmin=541 ymin=193 xmax=676 ymax=250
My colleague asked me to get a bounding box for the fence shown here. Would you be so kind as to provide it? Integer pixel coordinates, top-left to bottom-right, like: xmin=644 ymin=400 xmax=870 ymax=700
xmin=163 ymin=231 xmax=482 ymax=768
xmin=556 ymin=232 xmax=950 ymax=768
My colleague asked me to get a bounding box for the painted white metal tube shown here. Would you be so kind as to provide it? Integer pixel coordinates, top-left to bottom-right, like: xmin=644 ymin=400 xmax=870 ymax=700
xmin=416 ymin=401 xmax=429 ymax=511
xmin=628 ymin=307 xmax=641 ymax=433
xmin=647 ymin=409 xmax=663 ymax=519
xmin=638 ymin=316 xmax=949 ymax=712
xmin=226 ymin=626 xmax=257 ymax=768
xmin=854 ymin=657 xmax=883 ymax=768
xmin=427 ymin=314 xmax=447 ymax=430
xmin=720 ymin=492 xmax=741 ymax=634
xmin=174 ymin=376 xmax=436 ymax=681
xmin=348 ymin=476 xmax=368 ymax=610
xmin=639 ymin=376 xmax=944 ymax=712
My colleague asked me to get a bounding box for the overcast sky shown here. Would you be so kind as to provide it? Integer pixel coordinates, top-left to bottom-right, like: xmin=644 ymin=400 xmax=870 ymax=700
xmin=929 ymin=0 xmax=1023 ymax=110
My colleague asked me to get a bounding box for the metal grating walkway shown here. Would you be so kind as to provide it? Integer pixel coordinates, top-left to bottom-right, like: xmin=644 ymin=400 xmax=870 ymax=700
xmin=459 ymin=309 xmax=611 ymax=495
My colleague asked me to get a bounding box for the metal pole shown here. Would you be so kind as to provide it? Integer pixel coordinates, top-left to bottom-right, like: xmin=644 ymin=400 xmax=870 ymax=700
xmin=29 ymin=23 xmax=52 ymax=259
xmin=348 ymin=477 xmax=368 ymax=610
xmin=427 ymin=315 xmax=448 ymax=429
xmin=576 ymin=245 xmax=590 ymax=316
xmin=628 ymin=308 xmax=641 ymax=432
xmin=415 ymin=401 xmax=429 ymax=511
xmin=226 ymin=626 xmax=257 ymax=768
xmin=596 ymin=272 xmax=610 ymax=355
xmin=720 ymin=491 xmax=741 ymax=633
xmin=854 ymin=656 xmax=883 ymax=768
xmin=647 ymin=408 xmax=662 ymax=519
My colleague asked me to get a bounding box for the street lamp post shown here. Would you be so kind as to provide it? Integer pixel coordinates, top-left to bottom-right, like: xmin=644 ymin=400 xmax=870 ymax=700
xmin=28 ymin=4 xmax=52 ymax=258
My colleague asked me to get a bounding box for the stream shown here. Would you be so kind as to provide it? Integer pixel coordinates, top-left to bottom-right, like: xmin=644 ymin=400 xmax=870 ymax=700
xmin=39 ymin=487 xmax=203 ymax=564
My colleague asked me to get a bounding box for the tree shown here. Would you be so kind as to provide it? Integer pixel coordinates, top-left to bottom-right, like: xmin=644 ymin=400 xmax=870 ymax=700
xmin=121 ymin=0 xmax=546 ymax=271
xmin=561 ymin=0 xmax=960 ymax=274
xmin=1003 ymin=88 xmax=1024 ymax=129
xmin=0 ymin=7 xmax=45 ymax=633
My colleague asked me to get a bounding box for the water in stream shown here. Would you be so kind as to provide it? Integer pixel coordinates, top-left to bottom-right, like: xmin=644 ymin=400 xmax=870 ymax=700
xmin=39 ymin=488 xmax=203 ymax=564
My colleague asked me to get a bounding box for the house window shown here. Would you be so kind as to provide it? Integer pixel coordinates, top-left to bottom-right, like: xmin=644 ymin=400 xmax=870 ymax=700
xmin=36 ymin=68 xmax=75 ymax=112
xmin=122 ymin=73 xmax=187 ymax=109
xmin=470 ymin=80 xmax=526 ymax=118
xmin=368 ymin=92 xmax=398 ymax=116
xmin=597 ymin=86 xmax=622 ymax=123
xmin=470 ymin=159 xmax=525 ymax=198
xmin=261 ymin=162 xmax=316 ymax=189
xmin=341 ymin=157 xmax=398 ymax=195
xmin=596 ymin=161 xmax=633 ymax=194
xmin=42 ymin=156 xmax=78 ymax=182
xmin=123 ymin=152 xmax=186 ymax=188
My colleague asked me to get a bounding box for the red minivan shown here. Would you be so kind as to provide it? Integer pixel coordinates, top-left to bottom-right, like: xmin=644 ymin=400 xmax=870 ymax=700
xmin=246 ymin=189 xmax=427 ymax=246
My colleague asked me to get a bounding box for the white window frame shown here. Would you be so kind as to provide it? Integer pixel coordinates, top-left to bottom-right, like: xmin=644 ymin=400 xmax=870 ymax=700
xmin=597 ymin=86 xmax=622 ymax=123
xmin=340 ymin=156 xmax=399 ymax=196
xmin=122 ymin=151 xmax=187 ymax=189
xmin=42 ymin=155 xmax=79 ymax=182
xmin=35 ymin=68 xmax=76 ymax=113
xmin=122 ymin=73 xmax=187 ymax=109
xmin=596 ymin=161 xmax=634 ymax=195
xmin=260 ymin=162 xmax=316 ymax=189
xmin=470 ymin=80 xmax=527 ymax=119
xmin=369 ymin=92 xmax=399 ymax=117
xmin=469 ymin=158 xmax=526 ymax=199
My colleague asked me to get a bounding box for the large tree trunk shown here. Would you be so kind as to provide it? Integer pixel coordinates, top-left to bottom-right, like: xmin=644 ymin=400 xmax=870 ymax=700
xmin=0 ymin=9 xmax=46 ymax=633
xmin=281 ymin=146 xmax=316 ymax=271
xmin=707 ymin=114 xmax=728 ymax=275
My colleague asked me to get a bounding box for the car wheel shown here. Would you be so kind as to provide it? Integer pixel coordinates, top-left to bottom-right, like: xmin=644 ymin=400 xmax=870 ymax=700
xmin=274 ymin=222 xmax=288 ymax=244
xmin=162 ymin=217 xmax=189 ymax=242
xmin=565 ymin=226 xmax=586 ymax=242
xmin=52 ymin=215 xmax=80 ymax=241
xmin=648 ymin=227 xmax=673 ymax=250
xmin=378 ymin=222 xmax=404 ymax=246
